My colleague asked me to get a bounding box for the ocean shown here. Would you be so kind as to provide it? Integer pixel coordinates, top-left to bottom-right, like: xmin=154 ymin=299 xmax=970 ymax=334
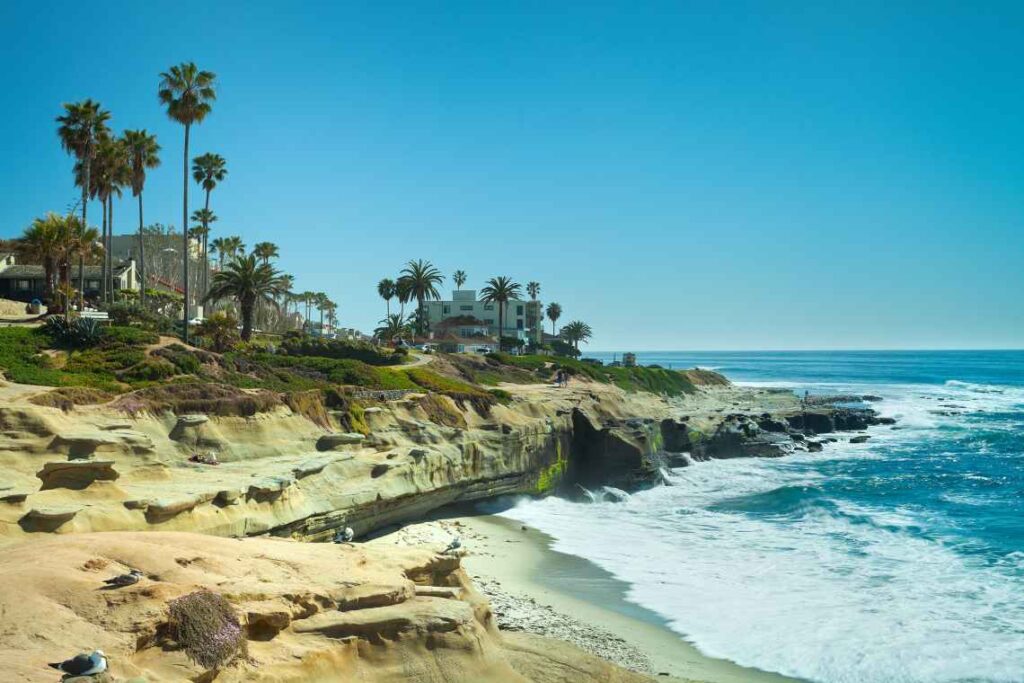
xmin=499 ymin=351 xmax=1024 ymax=683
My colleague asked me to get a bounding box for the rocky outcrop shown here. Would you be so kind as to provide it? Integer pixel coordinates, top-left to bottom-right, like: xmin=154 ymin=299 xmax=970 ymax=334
xmin=36 ymin=460 xmax=119 ymax=490
xmin=0 ymin=531 xmax=648 ymax=682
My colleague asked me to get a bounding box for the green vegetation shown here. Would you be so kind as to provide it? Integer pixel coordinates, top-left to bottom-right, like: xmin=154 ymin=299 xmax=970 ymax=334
xmin=28 ymin=386 xmax=114 ymax=411
xmin=487 ymin=352 xmax=697 ymax=396
xmin=279 ymin=334 xmax=405 ymax=366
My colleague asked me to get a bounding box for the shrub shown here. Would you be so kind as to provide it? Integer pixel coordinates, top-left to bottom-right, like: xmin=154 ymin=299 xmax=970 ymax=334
xmin=166 ymin=590 xmax=247 ymax=670
xmin=406 ymin=368 xmax=496 ymax=413
xmin=43 ymin=315 xmax=105 ymax=348
xmin=29 ymin=387 xmax=114 ymax=411
xmin=114 ymin=382 xmax=282 ymax=417
xmin=193 ymin=312 xmax=240 ymax=353
xmin=104 ymin=325 xmax=159 ymax=346
xmin=153 ymin=344 xmax=203 ymax=374
xmin=279 ymin=335 xmax=402 ymax=366
xmin=120 ymin=358 xmax=177 ymax=382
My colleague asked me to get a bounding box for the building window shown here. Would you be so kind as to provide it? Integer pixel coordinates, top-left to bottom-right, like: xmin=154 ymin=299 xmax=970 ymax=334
xmin=517 ymin=319 xmax=524 ymax=330
xmin=483 ymin=304 xmax=494 ymax=310
xmin=485 ymin=319 xmax=494 ymax=325
xmin=517 ymin=305 xmax=524 ymax=315
xmin=443 ymin=305 xmax=450 ymax=314
xmin=15 ymin=279 xmax=31 ymax=291
xmin=87 ymin=280 xmax=100 ymax=290
xmin=460 ymin=305 xmax=473 ymax=311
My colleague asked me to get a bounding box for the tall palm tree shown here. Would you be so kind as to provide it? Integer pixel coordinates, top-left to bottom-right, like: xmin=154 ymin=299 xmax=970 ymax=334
xmin=159 ymin=62 xmax=217 ymax=342
xmin=377 ymin=278 xmax=396 ymax=317
xmin=527 ymin=281 xmax=541 ymax=301
xmin=278 ymin=274 xmax=295 ymax=328
xmin=561 ymin=320 xmax=593 ymax=353
xmin=545 ymin=302 xmax=562 ymax=336
xmin=398 ymin=259 xmax=444 ymax=337
xmin=480 ymin=276 xmax=523 ymax=351
xmin=68 ymin=218 xmax=102 ymax=307
xmin=192 ymin=152 xmax=227 ymax=296
xmin=453 ymin=270 xmax=467 ymax=290
xmin=324 ymin=300 xmax=338 ymax=333
xmin=314 ymin=292 xmax=329 ymax=334
xmin=57 ymin=99 xmax=110 ymax=311
xmin=253 ymin=241 xmax=279 ymax=264
xmin=209 ymin=237 xmax=229 ymax=271
xmin=396 ymin=277 xmax=412 ymax=319
xmin=204 ymin=254 xmax=285 ymax=341
xmin=88 ymin=136 xmax=129 ymax=303
xmin=122 ymin=129 xmax=160 ymax=306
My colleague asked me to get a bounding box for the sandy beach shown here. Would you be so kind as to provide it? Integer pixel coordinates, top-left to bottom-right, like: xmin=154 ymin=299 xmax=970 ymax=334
xmin=371 ymin=509 xmax=803 ymax=683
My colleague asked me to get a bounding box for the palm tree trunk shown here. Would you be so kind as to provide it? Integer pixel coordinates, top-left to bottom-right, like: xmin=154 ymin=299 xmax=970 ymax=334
xmin=182 ymin=123 xmax=191 ymax=343
xmin=107 ymin=195 xmax=115 ymax=303
xmin=498 ymin=303 xmax=504 ymax=352
xmin=241 ymin=300 xmax=253 ymax=341
xmin=203 ymin=188 xmax=211 ymax=303
xmin=138 ymin=193 xmax=146 ymax=307
xmin=78 ymin=154 xmax=90 ymax=314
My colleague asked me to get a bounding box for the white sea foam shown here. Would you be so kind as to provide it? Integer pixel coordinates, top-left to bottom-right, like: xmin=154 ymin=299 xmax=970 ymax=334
xmin=500 ymin=380 xmax=1024 ymax=683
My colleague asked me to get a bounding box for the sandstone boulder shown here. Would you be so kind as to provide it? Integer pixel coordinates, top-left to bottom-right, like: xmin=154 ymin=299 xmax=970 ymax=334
xmin=316 ymin=432 xmax=366 ymax=451
xmin=36 ymin=460 xmax=119 ymax=490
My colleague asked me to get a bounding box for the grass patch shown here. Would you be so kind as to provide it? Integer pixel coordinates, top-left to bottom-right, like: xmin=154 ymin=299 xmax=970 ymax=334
xmin=417 ymin=393 xmax=467 ymax=429
xmin=486 ymin=352 xmax=699 ymax=396
xmin=28 ymin=386 xmax=114 ymax=411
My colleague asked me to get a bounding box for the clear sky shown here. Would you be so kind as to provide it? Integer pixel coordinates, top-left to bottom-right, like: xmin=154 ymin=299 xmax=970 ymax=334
xmin=1 ymin=1 xmax=1021 ymax=350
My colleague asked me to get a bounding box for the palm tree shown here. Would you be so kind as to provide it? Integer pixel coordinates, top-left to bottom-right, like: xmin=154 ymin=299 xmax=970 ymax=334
xmin=224 ymin=235 xmax=245 ymax=259
xmin=17 ymin=213 xmax=66 ymax=307
xmin=209 ymin=237 xmax=229 ymax=271
xmin=545 ymin=302 xmax=562 ymax=336
xmin=480 ymin=276 xmax=523 ymax=351
xmin=398 ymin=259 xmax=444 ymax=337
xmin=253 ymin=241 xmax=279 ymax=264
xmin=396 ymin=276 xmax=412 ymax=319
xmin=324 ymin=300 xmax=338 ymax=333
xmin=527 ymin=281 xmax=541 ymax=301
xmin=453 ymin=270 xmax=467 ymax=290
xmin=57 ymin=99 xmax=110 ymax=311
xmin=375 ymin=313 xmax=409 ymax=343
xmin=68 ymin=218 xmax=102 ymax=306
xmin=159 ymin=62 xmax=217 ymax=342
xmin=377 ymin=278 xmax=396 ymax=317
xmin=88 ymin=136 xmax=129 ymax=303
xmin=561 ymin=320 xmax=593 ymax=353
xmin=204 ymin=254 xmax=285 ymax=341
xmin=192 ymin=152 xmax=227 ymax=296
xmin=313 ymin=292 xmax=330 ymax=334
xmin=122 ymin=129 xmax=160 ymax=306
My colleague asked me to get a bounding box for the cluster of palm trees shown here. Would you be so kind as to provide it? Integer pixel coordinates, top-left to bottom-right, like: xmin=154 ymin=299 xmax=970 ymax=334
xmin=15 ymin=213 xmax=99 ymax=310
xmin=373 ymin=260 xmax=591 ymax=353
xmin=44 ymin=62 xmax=337 ymax=345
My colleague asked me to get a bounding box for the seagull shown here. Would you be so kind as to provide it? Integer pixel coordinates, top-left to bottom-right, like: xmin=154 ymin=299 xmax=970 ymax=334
xmin=103 ymin=569 xmax=143 ymax=589
xmin=334 ymin=527 xmax=354 ymax=544
xmin=443 ymin=537 xmax=462 ymax=554
xmin=49 ymin=650 xmax=107 ymax=677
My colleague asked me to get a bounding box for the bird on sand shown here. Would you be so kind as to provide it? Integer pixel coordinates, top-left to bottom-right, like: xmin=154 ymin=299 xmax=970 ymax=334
xmin=49 ymin=650 xmax=107 ymax=677
xmin=103 ymin=569 xmax=143 ymax=588
xmin=334 ymin=527 xmax=355 ymax=543
xmin=443 ymin=537 xmax=462 ymax=554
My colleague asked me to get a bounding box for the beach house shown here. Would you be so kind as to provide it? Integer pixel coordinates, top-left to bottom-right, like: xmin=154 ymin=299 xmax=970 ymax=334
xmin=423 ymin=289 xmax=543 ymax=347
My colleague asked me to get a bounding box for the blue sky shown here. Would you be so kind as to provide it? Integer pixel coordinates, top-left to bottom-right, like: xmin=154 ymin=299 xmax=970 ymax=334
xmin=1 ymin=1 xmax=1021 ymax=350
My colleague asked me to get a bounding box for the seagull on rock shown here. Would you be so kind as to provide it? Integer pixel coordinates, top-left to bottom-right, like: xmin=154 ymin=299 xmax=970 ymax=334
xmin=103 ymin=569 xmax=143 ymax=589
xmin=334 ymin=527 xmax=355 ymax=544
xmin=443 ymin=537 xmax=462 ymax=554
xmin=49 ymin=650 xmax=107 ymax=677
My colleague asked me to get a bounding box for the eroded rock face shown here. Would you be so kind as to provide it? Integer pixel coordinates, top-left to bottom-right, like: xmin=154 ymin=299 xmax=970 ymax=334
xmin=316 ymin=432 xmax=366 ymax=450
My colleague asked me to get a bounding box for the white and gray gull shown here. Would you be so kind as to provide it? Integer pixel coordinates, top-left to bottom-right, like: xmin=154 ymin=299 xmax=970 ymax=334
xmin=49 ymin=649 xmax=107 ymax=677
xmin=334 ymin=527 xmax=355 ymax=543
xmin=103 ymin=569 xmax=143 ymax=588
xmin=443 ymin=536 xmax=462 ymax=554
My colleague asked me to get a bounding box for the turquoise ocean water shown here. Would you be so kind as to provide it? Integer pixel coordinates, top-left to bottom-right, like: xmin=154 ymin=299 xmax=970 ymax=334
xmin=500 ymin=351 xmax=1024 ymax=683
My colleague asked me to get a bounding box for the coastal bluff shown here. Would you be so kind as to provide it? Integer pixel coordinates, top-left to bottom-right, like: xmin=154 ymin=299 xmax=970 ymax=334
xmin=0 ymin=370 xmax=890 ymax=681
xmin=0 ymin=374 xmax=888 ymax=542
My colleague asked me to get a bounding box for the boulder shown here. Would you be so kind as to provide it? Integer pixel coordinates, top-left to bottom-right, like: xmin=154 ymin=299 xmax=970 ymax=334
xmin=316 ymin=432 xmax=366 ymax=451
xmin=247 ymin=476 xmax=294 ymax=500
xmin=36 ymin=460 xmax=119 ymax=490
xmin=176 ymin=414 xmax=209 ymax=427
xmin=850 ymin=435 xmax=871 ymax=444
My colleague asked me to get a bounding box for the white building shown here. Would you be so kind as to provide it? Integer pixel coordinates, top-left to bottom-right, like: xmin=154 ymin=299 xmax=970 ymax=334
xmin=423 ymin=289 xmax=542 ymax=345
